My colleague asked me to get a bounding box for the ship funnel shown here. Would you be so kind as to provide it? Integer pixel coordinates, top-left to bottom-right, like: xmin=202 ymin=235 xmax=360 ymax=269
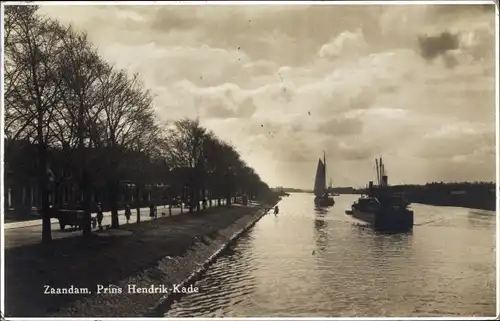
xmin=368 ymin=181 xmax=374 ymax=196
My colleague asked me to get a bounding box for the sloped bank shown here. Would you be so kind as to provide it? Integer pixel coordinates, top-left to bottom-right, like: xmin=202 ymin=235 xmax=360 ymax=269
xmin=47 ymin=203 xmax=275 ymax=317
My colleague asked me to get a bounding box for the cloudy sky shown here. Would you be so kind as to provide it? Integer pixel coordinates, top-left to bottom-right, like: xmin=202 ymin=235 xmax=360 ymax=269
xmin=40 ymin=3 xmax=496 ymax=189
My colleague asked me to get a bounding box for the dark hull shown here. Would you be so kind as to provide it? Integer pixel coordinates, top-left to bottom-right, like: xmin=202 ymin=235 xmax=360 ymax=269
xmin=350 ymin=208 xmax=413 ymax=232
xmin=315 ymin=196 xmax=335 ymax=207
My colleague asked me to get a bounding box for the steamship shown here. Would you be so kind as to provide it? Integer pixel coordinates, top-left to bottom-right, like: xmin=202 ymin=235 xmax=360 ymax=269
xmin=346 ymin=158 xmax=413 ymax=232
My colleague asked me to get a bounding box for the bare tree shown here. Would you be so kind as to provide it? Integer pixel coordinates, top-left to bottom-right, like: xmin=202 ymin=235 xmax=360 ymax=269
xmin=4 ymin=5 xmax=68 ymax=242
xmin=3 ymin=6 xmax=40 ymax=141
xmin=202 ymin=132 xmax=232 ymax=206
xmin=124 ymin=119 xmax=165 ymax=222
xmin=164 ymin=118 xmax=207 ymax=213
xmin=92 ymin=68 xmax=156 ymax=228
xmin=214 ymin=142 xmax=241 ymax=206
xmin=56 ymin=26 xmax=105 ymax=236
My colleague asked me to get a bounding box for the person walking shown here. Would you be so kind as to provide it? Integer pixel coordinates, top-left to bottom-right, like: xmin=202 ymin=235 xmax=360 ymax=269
xmin=149 ymin=204 xmax=155 ymax=218
xmin=96 ymin=202 xmax=104 ymax=230
xmin=124 ymin=205 xmax=131 ymax=224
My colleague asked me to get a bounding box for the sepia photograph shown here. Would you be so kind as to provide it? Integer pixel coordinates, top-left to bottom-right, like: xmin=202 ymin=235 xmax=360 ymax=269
xmin=1 ymin=0 xmax=498 ymax=318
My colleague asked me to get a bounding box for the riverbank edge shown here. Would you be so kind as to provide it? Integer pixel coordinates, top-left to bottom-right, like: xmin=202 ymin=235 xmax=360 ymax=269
xmin=48 ymin=202 xmax=277 ymax=317
xmin=145 ymin=203 xmax=273 ymax=317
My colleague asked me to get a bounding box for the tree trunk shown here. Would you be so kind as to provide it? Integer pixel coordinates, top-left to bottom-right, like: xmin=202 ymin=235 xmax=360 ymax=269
xmin=196 ymin=186 xmax=201 ymax=212
xmin=38 ymin=141 xmax=51 ymax=243
xmin=81 ymin=169 xmax=92 ymax=236
xmin=54 ymin=182 xmax=62 ymax=208
xmin=135 ymin=185 xmax=141 ymax=223
xmin=203 ymin=187 xmax=208 ymax=209
xmin=110 ymin=180 xmax=119 ymax=228
xmin=189 ymin=187 xmax=195 ymax=213
xmin=226 ymin=183 xmax=231 ymax=208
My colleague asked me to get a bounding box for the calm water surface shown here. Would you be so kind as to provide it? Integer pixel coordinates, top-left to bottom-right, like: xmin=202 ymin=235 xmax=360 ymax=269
xmin=163 ymin=193 xmax=496 ymax=317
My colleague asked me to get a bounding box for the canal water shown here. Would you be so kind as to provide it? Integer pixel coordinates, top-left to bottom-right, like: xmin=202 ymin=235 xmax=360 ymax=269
xmin=163 ymin=193 xmax=496 ymax=317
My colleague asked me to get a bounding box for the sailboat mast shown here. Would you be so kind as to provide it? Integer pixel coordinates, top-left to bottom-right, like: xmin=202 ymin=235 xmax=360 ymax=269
xmin=323 ymin=150 xmax=326 ymax=174
xmin=323 ymin=150 xmax=327 ymax=190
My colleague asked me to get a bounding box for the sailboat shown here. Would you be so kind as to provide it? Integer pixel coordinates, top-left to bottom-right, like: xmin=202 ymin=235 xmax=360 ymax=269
xmin=313 ymin=151 xmax=335 ymax=207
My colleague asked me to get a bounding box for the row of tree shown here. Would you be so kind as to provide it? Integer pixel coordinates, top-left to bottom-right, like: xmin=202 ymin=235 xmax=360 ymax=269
xmin=4 ymin=5 xmax=272 ymax=243
xmin=393 ymin=182 xmax=496 ymax=211
xmin=354 ymin=182 xmax=495 ymax=210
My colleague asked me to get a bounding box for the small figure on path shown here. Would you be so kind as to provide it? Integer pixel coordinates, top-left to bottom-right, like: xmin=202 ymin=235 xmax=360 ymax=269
xmin=202 ymin=198 xmax=207 ymax=210
xmin=96 ymin=202 xmax=104 ymax=230
xmin=274 ymin=205 xmax=279 ymax=215
xmin=124 ymin=205 xmax=131 ymax=224
xmin=149 ymin=204 xmax=155 ymax=218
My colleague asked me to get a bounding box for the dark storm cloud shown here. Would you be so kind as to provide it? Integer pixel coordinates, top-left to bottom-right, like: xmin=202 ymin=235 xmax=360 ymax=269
xmin=418 ymin=31 xmax=460 ymax=60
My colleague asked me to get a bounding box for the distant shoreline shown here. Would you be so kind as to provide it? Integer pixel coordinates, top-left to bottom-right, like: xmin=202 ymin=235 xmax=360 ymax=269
xmin=275 ymin=190 xmax=496 ymax=212
xmin=410 ymin=200 xmax=495 ymax=212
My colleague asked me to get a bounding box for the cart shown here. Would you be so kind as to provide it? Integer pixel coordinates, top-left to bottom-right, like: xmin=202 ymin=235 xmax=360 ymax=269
xmin=51 ymin=208 xmax=97 ymax=231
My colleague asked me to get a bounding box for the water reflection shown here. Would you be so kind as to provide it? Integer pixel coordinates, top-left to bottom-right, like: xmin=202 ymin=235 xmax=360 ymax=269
xmin=466 ymin=209 xmax=496 ymax=229
xmin=313 ymin=207 xmax=328 ymax=255
xmin=166 ymin=235 xmax=259 ymax=317
xmin=164 ymin=194 xmax=496 ymax=317
xmin=314 ymin=206 xmax=328 ymax=215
